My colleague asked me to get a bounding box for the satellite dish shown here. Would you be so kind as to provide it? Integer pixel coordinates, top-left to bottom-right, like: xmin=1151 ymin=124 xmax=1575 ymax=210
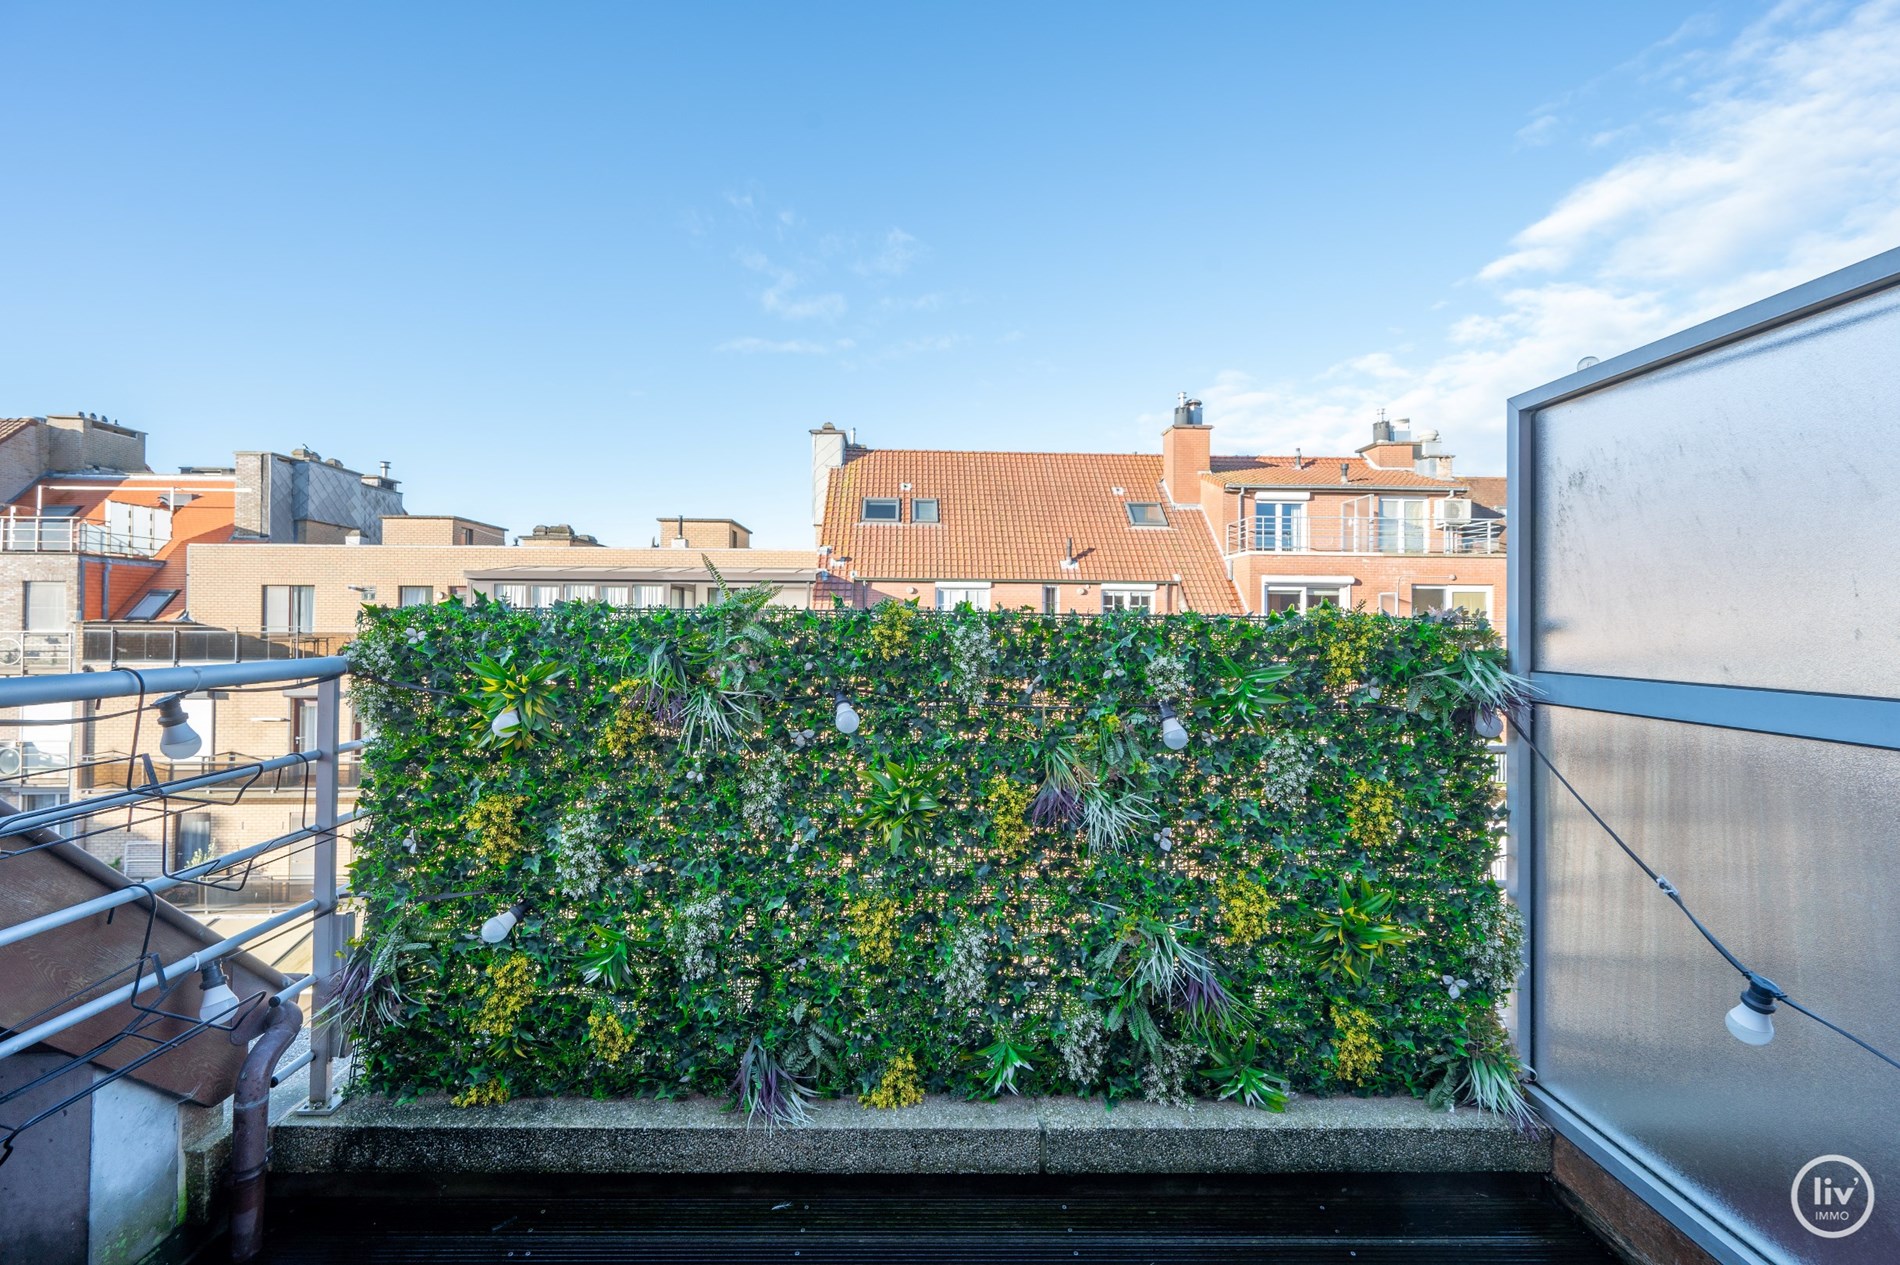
xmin=1577 ymin=356 xmax=1601 ymax=371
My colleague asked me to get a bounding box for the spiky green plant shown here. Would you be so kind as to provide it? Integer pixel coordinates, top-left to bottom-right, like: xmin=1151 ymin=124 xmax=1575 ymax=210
xmin=857 ymin=755 xmax=945 ymax=853
xmin=1305 ymin=877 xmax=1413 ymax=982
xmin=579 ymin=925 xmax=634 ymax=990
xmin=1202 ymin=1036 xmax=1290 ymax=1111
xmin=1426 ymin=1009 xmax=1540 ymax=1136
xmin=469 ymin=648 xmax=566 ymax=750
xmin=1207 ymin=658 xmax=1293 ymax=731
xmin=974 ymin=1035 xmax=1036 ymax=1097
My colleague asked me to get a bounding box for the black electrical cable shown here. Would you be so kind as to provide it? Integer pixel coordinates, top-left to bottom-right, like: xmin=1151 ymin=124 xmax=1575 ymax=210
xmin=1507 ymin=711 xmax=1899 ymax=1072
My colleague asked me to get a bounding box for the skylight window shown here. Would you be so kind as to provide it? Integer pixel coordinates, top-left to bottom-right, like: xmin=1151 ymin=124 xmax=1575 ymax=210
xmin=1126 ymin=503 xmax=1166 ymax=527
xmin=125 ymin=589 xmax=178 ymax=621
xmin=912 ymin=498 xmax=939 ymax=523
xmin=862 ymin=498 xmax=900 ymax=522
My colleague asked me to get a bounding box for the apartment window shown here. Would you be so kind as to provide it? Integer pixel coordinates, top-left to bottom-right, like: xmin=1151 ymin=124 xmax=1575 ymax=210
xmin=124 ymin=589 xmax=178 ymax=621
xmin=293 ymin=699 xmax=317 ymax=753
xmin=670 ymin=585 xmax=697 ymax=609
xmin=862 ymin=498 xmax=900 ymax=522
xmin=912 ymin=498 xmax=940 ymax=524
xmin=1101 ymin=587 xmax=1155 ymax=613
xmin=564 ymin=584 xmax=599 ymax=603
xmin=176 ymin=815 xmax=213 ymax=871
xmin=1377 ymin=498 xmax=1429 ymax=553
xmin=935 ymin=585 xmax=990 ymax=611
xmin=493 ymin=583 xmax=529 ymax=607
xmin=24 ymin=582 xmax=65 ymax=631
xmin=531 ymin=585 xmax=562 ymax=609
xmin=461 ymin=528 xmax=475 ymax=545
xmin=1042 ymin=585 xmax=1059 ymax=615
xmin=448 ymin=585 xmax=469 ymax=601
xmin=398 ymin=586 xmax=433 ymax=608
xmin=1412 ymin=585 xmax=1492 ymax=619
xmin=1252 ymin=501 xmax=1304 ymax=551
xmin=262 ymin=585 xmax=315 ymax=633
xmin=1264 ymin=584 xmax=1345 ymax=614
xmin=1125 ymin=503 xmax=1166 ymax=527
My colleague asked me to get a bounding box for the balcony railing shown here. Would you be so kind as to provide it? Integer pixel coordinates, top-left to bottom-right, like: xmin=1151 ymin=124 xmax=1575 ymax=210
xmin=1 ymin=632 xmax=75 ymax=675
xmin=81 ymin=625 xmax=349 ymax=667
xmin=72 ymin=749 xmax=364 ymax=792
xmin=0 ymin=516 xmax=167 ymax=557
xmin=1225 ymin=515 xmax=1504 ymax=556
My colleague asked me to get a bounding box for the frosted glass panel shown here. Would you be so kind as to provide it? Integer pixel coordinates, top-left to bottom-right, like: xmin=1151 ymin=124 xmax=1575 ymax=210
xmin=1532 ymin=284 xmax=1900 ymax=697
xmin=1533 ymin=708 xmax=1900 ymax=1264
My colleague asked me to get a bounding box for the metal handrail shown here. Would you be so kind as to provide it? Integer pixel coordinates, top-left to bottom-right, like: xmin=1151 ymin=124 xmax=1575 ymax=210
xmin=1225 ymin=514 xmax=1505 ymax=556
xmin=0 ymin=654 xmax=354 ymax=1117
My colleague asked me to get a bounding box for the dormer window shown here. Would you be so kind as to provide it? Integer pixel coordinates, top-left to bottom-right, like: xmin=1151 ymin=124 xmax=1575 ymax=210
xmin=1126 ymin=503 xmax=1166 ymax=527
xmin=911 ymin=498 xmax=939 ymax=524
xmin=862 ymin=498 xmax=900 ymax=522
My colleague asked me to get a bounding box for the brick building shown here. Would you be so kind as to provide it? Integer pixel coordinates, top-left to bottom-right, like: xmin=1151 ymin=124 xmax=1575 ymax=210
xmin=810 ymin=399 xmax=1506 ymax=619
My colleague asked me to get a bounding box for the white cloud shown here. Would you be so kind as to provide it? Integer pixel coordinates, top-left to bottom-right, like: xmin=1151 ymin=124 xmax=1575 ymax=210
xmin=735 ymin=248 xmax=848 ymax=321
xmin=855 ymin=228 xmax=921 ymax=278
xmin=1202 ymin=0 xmax=1900 ymax=472
xmin=716 ymin=337 xmax=854 ymax=355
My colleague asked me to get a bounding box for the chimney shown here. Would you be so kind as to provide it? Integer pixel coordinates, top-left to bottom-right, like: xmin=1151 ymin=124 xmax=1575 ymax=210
xmin=1161 ymin=393 xmax=1211 ymax=507
xmin=1358 ymin=415 xmax=1424 ymax=471
xmin=810 ymin=423 xmax=848 ymax=541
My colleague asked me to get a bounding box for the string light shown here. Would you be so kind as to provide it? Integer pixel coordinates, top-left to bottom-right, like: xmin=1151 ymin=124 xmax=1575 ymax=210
xmin=1727 ymin=974 xmax=1781 ymax=1046
xmin=197 ymin=961 xmax=239 ymax=1022
xmin=490 ymin=707 xmax=522 ymax=739
xmin=480 ymin=901 xmax=527 ymax=944
xmin=154 ymin=695 xmax=203 ymax=760
xmin=1157 ymin=700 xmax=1189 ymax=751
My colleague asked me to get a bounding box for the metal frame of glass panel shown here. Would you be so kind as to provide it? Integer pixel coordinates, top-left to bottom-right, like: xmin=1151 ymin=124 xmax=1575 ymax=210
xmin=1507 ymin=245 xmax=1900 ymax=1265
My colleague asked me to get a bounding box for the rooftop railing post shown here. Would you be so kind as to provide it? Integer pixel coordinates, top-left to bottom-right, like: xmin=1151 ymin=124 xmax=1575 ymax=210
xmin=298 ymin=673 xmax=345 ymax=1115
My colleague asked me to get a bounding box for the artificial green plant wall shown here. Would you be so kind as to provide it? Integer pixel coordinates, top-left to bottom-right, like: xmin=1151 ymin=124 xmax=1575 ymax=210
xmin=342 ymin=597 xmax=1525 ymax=1121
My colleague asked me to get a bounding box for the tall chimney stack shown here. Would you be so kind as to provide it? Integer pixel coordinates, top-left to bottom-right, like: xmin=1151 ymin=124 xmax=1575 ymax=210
xmin=1161 ymin=393 xmax=1211 ymax=506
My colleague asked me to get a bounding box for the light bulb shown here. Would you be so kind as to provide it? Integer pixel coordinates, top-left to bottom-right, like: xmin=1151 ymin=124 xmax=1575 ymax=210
xmin=402 ymin=831 xmax=419 ymax=855
xmin=197 ymin=961 xmax=239 ymax=1023
xmin=1158 ymin=701 xmax=1189 ymax=751
xmin=1726 ymin=976 xmax=1780 ymax=1046
xmin=1472 ymin=709 xmax=1504 ymax=740
xmin=480 ymin=903 xmax=524 ymax=944
xmin=491 ymin=706 xmax=522 ymax=739
xmin=834 ymin=699 xmax=860 ymax=735
xmin=155 ymin=695 xmax=203 ymax=760
xmin=1726 ymin=1002 xmax=1775 ymax=1045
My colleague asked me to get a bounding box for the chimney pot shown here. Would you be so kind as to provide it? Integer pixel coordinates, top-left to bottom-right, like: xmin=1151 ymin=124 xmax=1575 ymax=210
xmin=1339 ymin=462 xmax=1351 ymax=484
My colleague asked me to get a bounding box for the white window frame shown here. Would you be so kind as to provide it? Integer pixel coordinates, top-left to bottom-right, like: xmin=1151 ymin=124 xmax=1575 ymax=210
xmin=934 ymin=582 xmax=991 ymax=611
xmin=1100 ymin=584 xmax=1157 ymax=613
xmin=1410 ymin=584 xmax=1493 ymax=619
xmin=1260 ymin=576 xmax=1353 ymax=614
xmin=492 ymin=583 xmax=529 ymax=607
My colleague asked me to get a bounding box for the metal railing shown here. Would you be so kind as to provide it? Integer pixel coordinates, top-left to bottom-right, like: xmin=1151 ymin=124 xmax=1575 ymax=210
xmin=69 ymin=749 xmax=363 ymax=792
xmin=1225 ymin=515 xmax=1505 ymax=556
xmin=0 ymin=516 xmax=169 ymax=557
xmin=80 ymin=626 xmax=350 ymax=667
xmin=0 ymin=655 xmax=355 ymax=1118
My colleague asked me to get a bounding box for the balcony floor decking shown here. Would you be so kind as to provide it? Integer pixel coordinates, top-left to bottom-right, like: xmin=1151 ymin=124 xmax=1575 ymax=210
xmin=257 ymin=1170 xmax=1615 ymax=1263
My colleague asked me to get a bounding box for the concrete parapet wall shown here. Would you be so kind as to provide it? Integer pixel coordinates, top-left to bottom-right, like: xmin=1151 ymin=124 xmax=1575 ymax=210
xmin=272 ymin=1094 xmax=1550 ymax=1176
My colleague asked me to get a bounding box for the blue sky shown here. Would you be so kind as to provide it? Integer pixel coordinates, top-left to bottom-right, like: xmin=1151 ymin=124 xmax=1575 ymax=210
xmin=4 ymin=1 xmax=1896 ymax=546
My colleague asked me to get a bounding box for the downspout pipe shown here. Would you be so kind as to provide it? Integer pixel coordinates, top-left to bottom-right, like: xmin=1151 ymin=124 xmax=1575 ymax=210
xmin=229 ymin=998 xmax=303 ymax=1262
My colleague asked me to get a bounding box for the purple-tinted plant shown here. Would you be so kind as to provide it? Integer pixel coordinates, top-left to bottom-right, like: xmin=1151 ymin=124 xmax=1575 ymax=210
xmin=733 ymin=1037 xmax=813 ymax=1129
xmin=1030 ymin=746 xmax=1083 ymax=827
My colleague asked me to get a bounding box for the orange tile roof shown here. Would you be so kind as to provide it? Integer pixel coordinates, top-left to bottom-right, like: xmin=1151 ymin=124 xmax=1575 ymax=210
xmin=0 ymin=418 xmax=39 ymax=444
xmin=1202 ymin=455 xmax=1458 ymax=490
xmin=5 ymin=475 xmax=237 ymax=619
xmin=818 ymin=449 xmax=1242 ymax=613
xmin=1461 ymin=476 xmax=1508 ymax=513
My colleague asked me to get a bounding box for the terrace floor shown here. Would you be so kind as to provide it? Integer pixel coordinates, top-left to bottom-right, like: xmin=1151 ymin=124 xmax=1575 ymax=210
xmin=256 ymin=1171 xmax=1617 ymax=1264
